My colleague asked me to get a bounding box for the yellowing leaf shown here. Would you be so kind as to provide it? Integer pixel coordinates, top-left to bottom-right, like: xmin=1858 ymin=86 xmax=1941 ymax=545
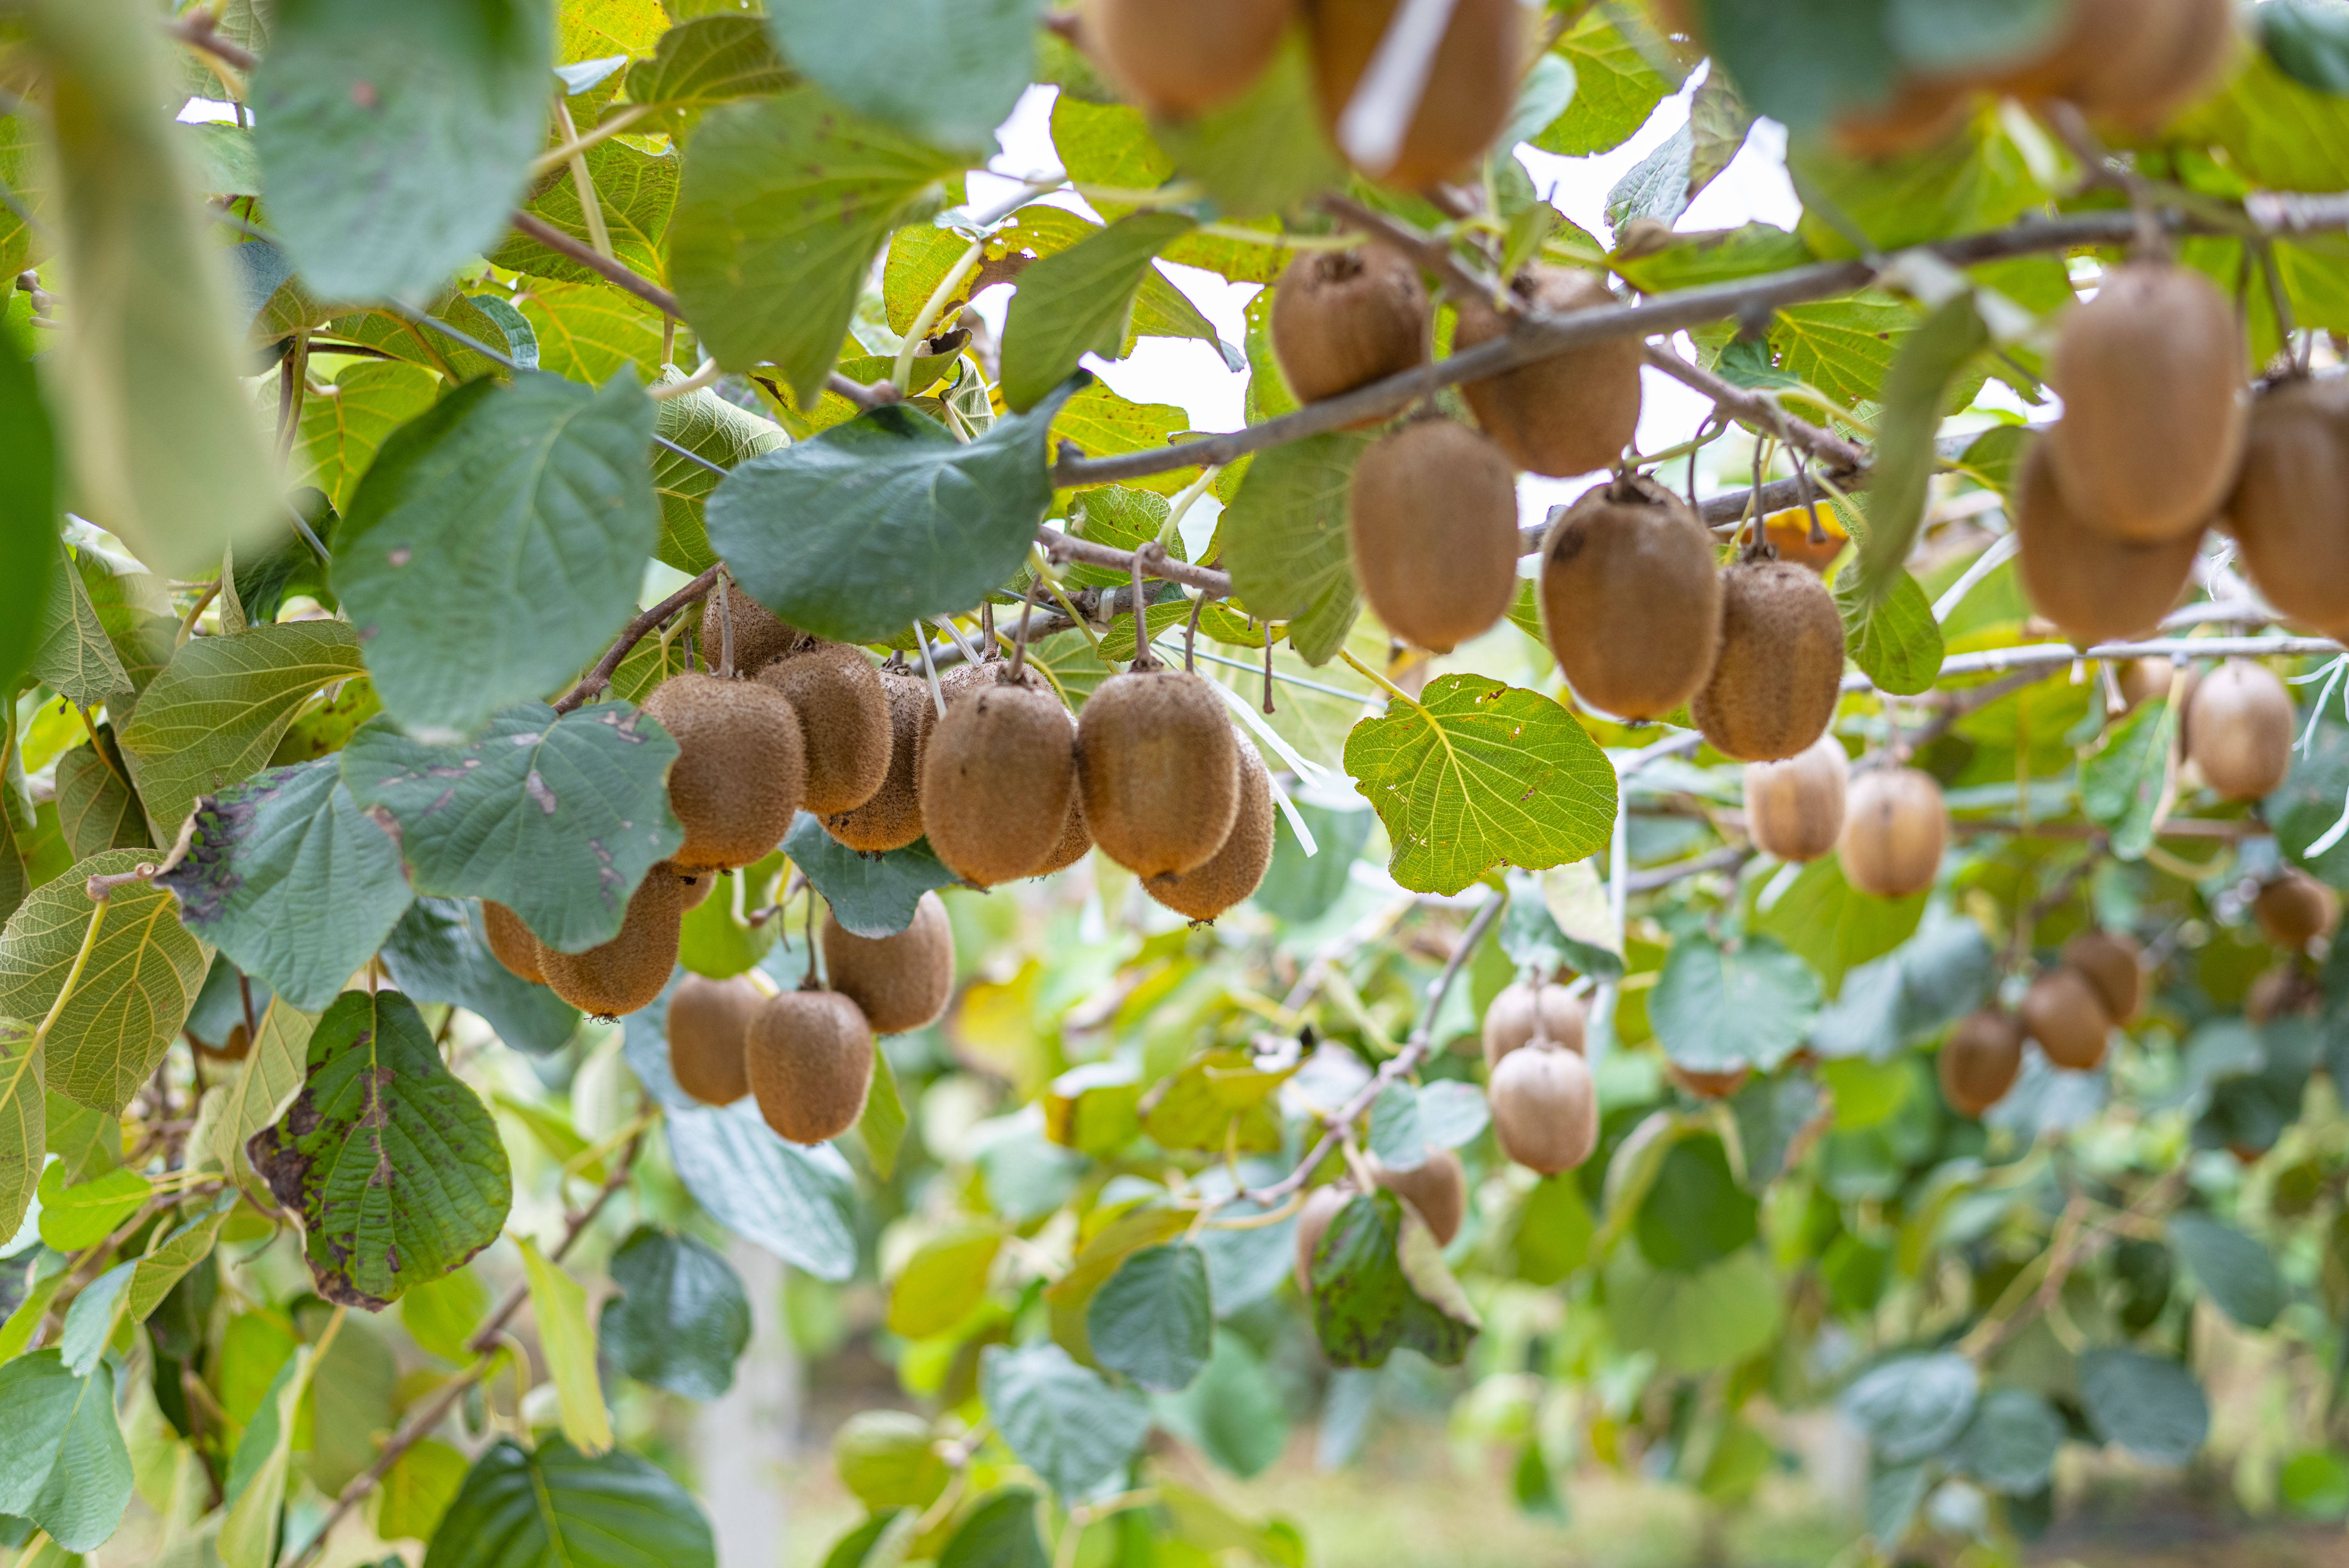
xmin=521 ymin=1235 xmax=613 ymax=1456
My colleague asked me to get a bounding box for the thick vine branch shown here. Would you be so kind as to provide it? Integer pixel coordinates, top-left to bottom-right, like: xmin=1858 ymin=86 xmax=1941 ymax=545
xmin=1038 ymin=527 xmax=1233 ymax=597
xmin=554 ymin=567 xmax=721 ymax=713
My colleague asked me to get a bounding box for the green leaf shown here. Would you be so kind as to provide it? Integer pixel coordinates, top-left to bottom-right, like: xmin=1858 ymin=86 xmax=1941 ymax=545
xmin=623 ymin=16 xmax=792 ymax=111
xmin=599 ymin=1228 xmax=751 ymax=1401
xmin=0 ymin=337 xmax=54 ymax=702
xmin=1087 ymin=1242 xmax=1212 ymax=1394
xmin=1150 ymin=31 xmax=1345 ymax=217
xmin=1956 ymin=1388 xmax=2064 ymax=1497
xmin=378 ymin=897 xmax=582 ymax=1057
xmin=56 ymin=1260 xmax=131 ymax=1376
xmin=1755 ymin=855 xmax=1927 ymax=997
xmin=0 ymin=1352 xmax=132 ymax=1552
xmin=1693 ymin=0 xmax=1899 ymax=134
xmin=252 ymin=0 xmax=552 ymax=301
xmin=2178 ymin=46 xmax=2349 ymax=193
xmin=54 ymin=734 xmax=150 ymax=861
xmin=496 ymin=141 xmax=678 ymax=288
xmin=156 ymin=761 xmax=414 ymax=1014
xmin=1001 ymin=214 xmax=1196 ymax=413
xmin=331 ymin=371 xmax=658 ymax=739
xmin=2080 ymin=697 xmax=2176 ymax=863
xmin=834 ymin=1411 xmax=950 ymax=1511
xmin=378 ymin=1436 xmax=469 ymax=1542
xmin=707 ymin=379 xmax=1083 ymax=644
xmin=1650 ymin=934 xmax=1823 ymax=1073
xmin=0 ymin=113 xmax=46 ymax=280
xmin=2166 ymin=1212 xmax=2285 ymax=1330
xmin=512 ymin=280 xmax=671 ymax=384
xmin=1344 ymin=675 xmax=1619 ymax=897
xmin=248 ymin=989 xmax=512 ymax=1309
xmin=1540 ymin=9 xmax=1682 ymax=157
xmin=2079 ymin=1349 xmax=2208 ymax=1468
xmin=665 ymin=1098 xmax=857 ymax=1279
xmin=34 ymin=1163 xmax=147 ymax=1251
xmin=0 ymin=848 xmax=209 ymax=1115
xmin=1853 ymin=296 xmax=1988 ymax=610
xmin=1219 ymin=433 xmax=1366 ymax=666
xmin=670 ymin=87 xmax=962 ymax=401
xmin=0 ymin=1019 xmax=36 ymax=1240
xmin=652 ymin=385 xmax=788 ymax=576
xmin=2263 ymin=0 xmax=2349 ymax=96
xmin=980 ymin=1341 xmax=1152 ymax=1499
xmin=1138 ymin=1049 xmax=1295 ymax=1155
xmin=888 ymin=1228 xmax=1002 ymax=1340
xmin=1835 ymin=568 xmax=1944 ymax=697
xmin=1153 ymin=1333 xmax=1289 ymax=1480
xmin=1841 ymin=1351 xmax=1978 ymax=1464
xmin=765 ymin=0 xmax=1040 ymax=150
xmin=859 ymin=1044 xmax=909 ymax=1181
xmin=1050 ymin=384 xmax=1198 ymax=497
xmin=287 ymin=359 xmax=441 ymax=514
xmin=1602 ymin=1246 xmax=1784 ymax=1374
xmin=400 ymin=1266 xmax=490 ymax=1364
xmin=208 ymin=998 xmax=315 ymax=1202
xmin=519 ymin=1236 xmax=612 ymax=1456
xmin=784 ymin=815 xmax=959 ymax=940
xmin=938 ymin=1488 xmax=1048 ymax=1568
xmin=220 ymin=1343 xmax=310 ymax=1568
xmin=421 ymin=1438 xmax=716 ymax=1568
xmin=340 ymin=701 xmax=683 ymax=955
xmin=1045 ymin=1207 xmax=1193 ymax=1364
xmin=30 ymin=553 xmax=129 ymax=709
xmin=1635 ymin=1136 xmax=1758 ymax=1274
xmin=122 ymin=1194 xmax=236 ymax=1325
xmin=1308 ymin=1190 xmax=1479 ymax=1370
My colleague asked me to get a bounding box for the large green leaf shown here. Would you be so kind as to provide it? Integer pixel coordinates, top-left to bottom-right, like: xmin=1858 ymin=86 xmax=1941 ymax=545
xmin=2179 ymin=47 xmax=2349 ymax=193
xmin=288 ymin=359 xmax=440 ymax=513
xmin=623 ymin=16 xmax=792 ymax=112
xmin=1308 ymin=1190 xmax=1479 ymax=1370
xmin=2166 ymin=1212 xmax=2285 ymax=1330
xmin=54 ymin=733 xmax=149 ymax=860
xmin=763 ymin=0 xmax=1042 ymax=151
xmin=0 ymin=334 xmax=54 ymax=700
xmin=1650 ymin=934 xmax=1823 ymax=1073
xmin=494 ymin=140 xmax=678 ymax=289
xmin=665 ymin=1097 xmax=857 ymax=1279
xmin=980 ymin=1341 xmax=1152 ymax=1499
xmin=1000 ymin=214 xmax=1196 ymax=413
xmin=1841 ymin=1351 xmax=1979 ymax=1464
xmin=1691 ymin=0 xmax=1899 ymax=133
xmin=652 ymin=386 xmax=787 ymax=576
xmin=378 ymin=896 xmax=581 ymax=1057
xmin=1956 ymin=1388 xmax=2063 ymax=1497
xmin=29 ymin=558 xmax=129 ymax=709
xmin=252 ymin=0 xmax=552 ymax=300
xmin=331 ymin=371 xmax=659 ymax=739
xmin=1216 ymin=434 xmax=1366 ymax=666
xmin=1087 ymin=1242 xmax=1212 ymax=1394
xmin=1539 ymin=10 xmax=1682 ymax=157
xmin=1344 ymin=675 xmax=1619 ymax=897
xmin=0 ymin=1352 xmax=132 ymax=1551
xmin=519 ymin=1237 xmax=612 ymax=1456
xmin=599 ymin=1228 xmax=751 ymax=1401
xmin=706 ymin=379 xmax=1082 ymax=643
xmin=0 ymin=1018 xmax=38 ymax=1240
xmin=420 ymin=1438 xmax=717 ymax=1568
xmin=248 ymin=988 xmax=512 ymax=1308
xmin=1755 ymin=855 xmax=1927 ymax=997
xmin=1634 ymin=1136 xmax=1758 ymax=1274
xmin=2079 ymin=1349 xmax=2208 ymax=1467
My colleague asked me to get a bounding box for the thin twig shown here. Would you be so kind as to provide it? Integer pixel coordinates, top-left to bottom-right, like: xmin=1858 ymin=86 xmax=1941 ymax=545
xmin=553 ymin=568 xmax=722 ymax=713
xmin=1317 ymin=192 xmax=1503 ymax=304
xmin=1640 ymin=342 xmax=1870 ymax=474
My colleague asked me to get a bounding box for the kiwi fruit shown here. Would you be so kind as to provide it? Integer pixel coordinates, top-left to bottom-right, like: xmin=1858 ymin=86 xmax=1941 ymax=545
xmin=1077 ymin=666 xmax=1241 ymax=878
xmin=1454 ymin=267 xmax=1643 ymax=479
xmin=196 ymin=1023 xmax=253 ymax=1063
xmin=1539 ymin=476 xmax=1722 ymax=720
xmin=1488 ymin=1041 xmax=1599 ymax=1175
xmin=1347 ymin=417 xmax=1520 ymax=653
xmin=746 ymin=988 xmax=875 ymax=1144
xmin=2021 ymin=966 xmax=2112 ymax=1073
xmin=1294 ymin=1183 xmax=1353 ymax=1293
xmin=1480 ymin=980 xmax=1586 ymax=1070
xmin=822 ymin=671 xmax=935 ymax=853
xmin=921 ymin=670 xmax=1078 ymax=888
xmin=2009 ymin=0 xmax=2235 ymax=129
xmin=485 ymin=901 xmax=547 ymax=985
xmin=2222 ymin=376 xmax=2349 ymax=640
xmin=1744 ymin=736 xmax=1849 ymax=865
xmin=757 ymin=643 xmax=893 ymax=816
xmin=1270 ymin=245 xmax=1431 ymax=408
xmin=2119 ymin=657 xmax=2193 ymax=713
xmin=2046 ymin=260 xmax=2247 ymax=545
xmin=2062 ymin=930 xmax=2144 ymax=1025
xmin=2015 ymin=440 xmax=2203 ymax=644
xmin=2255 ymin=870 xmax=2342 ymax=951
xmin=1838 ymin=767 xmax=1948 ymax=900
xmin=2186 ymin=659 xmax=2296 ymax=802
xmin=1081 ymin=0 xmax=1294 ymax=116
xmin=1668 ymin=1065 xmax=1751 ymax=1101
xmin=820 ymin=890 xmax=955 ymax=1035
xmin=1149 ymin=739 xmax=1276 ymax=921
xmin=666 ymin=973 xmax=761 ymax=1105
xmin=643 ymin=672 xmax=806 ymax=870
xmin=676 ymin=869 xmax=717 ymax=911
xmin=2247 ymin=962 xmax=2321 ymax=1024
xmin=1304 ymin=0 xmax=1522 ymax=189
xmin=1690 ymin=555 xmax=1847 ymax=763
xmin=1369 ymin=1148 xmax=1466 ymax=1247
xmin=705 ymin=581 xmax=804 ymax=676
xmin=539 ymin=865 xmax=689 ymax=1018
xmin=1938 ymin=1009 xmax=2025 ymax=1117
xmin=1830 ymin=77 xmax=1970 ymax=158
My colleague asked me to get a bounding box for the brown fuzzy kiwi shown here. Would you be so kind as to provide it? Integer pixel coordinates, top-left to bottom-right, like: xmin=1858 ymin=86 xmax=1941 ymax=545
xmin=1270 ymin=245 xmax=1431 ymax=407
xmin=1839 ymin=767 xmax=1948 ymax=900
xmin=1293 ymin=1183 xmax=1353 ymax=1294
xmin=1149 ymin=739 xmax=1276 ymax=921
xmin=2256 ymin=870 xmax=2342 ymax=951
xmin=822 ymin=671 xmax=934 ymax=853
xmin=2222 ymin=376 xmax=2349 ymax=639
xmin=1347 ymin=417 xmax=1519 ymax=653
xmin=1454 ymin=267 xmax=1643 ymax=478
xmin=757 ymin=643 xmax=893 ymax=816
xmin=1369 ymin=1148 xmax=1466 ymax=1247
xmin=1690 ymin=555 xmax=1847 ymax=763
xmin=2010 ymin=0 xmax=2235 ymax=130
xmin=1076 ymin=666 xmax=1240 ymax=877
xmin=1480 ymin=981 xmax=1586 ymax=1070
xmin=746 ymin=988 xmax=875 ymax=1144
xmin=1539 ymin=475 xmax=1722 ymax=720
xmin=643 ymin=672 xmax=806 ymax=870
xmin=2119 ymin=657 xmax=2194 ymax=713
xmin=539 ymin=866 xmax=688 ymax=1018
xmin=920 ymin=670 xmax=1078 ymax=888
xmin=1304 ymin=0 xmax=1523 ymax=189
xmin=485 ymin=901 xmax=547 ymax=985
xmin=196 ymin=1023 xmax=253 ymax=1063
xmin=2186 ymin=659 xmax=2296 ymax=802
xmin=704 ymin=581 xmax=804 ymax=676
xmin=1032 ymin=787 xmax=1094 ymax=877
xmin=1744 ymin=736 xmax=1849 ymax=865
xmin=2247 ymin=962 xmax=2322 ymax=1024
xmin=1080 ymin=0 xmax=1295 ymax=116
xmin=1668 ymin=1065 xmax=1751 ymax=1101
xmin=676 ymin=868 xmax=717 ymax=911
xmin=2063 ymin=931 xmax=2144 ymax=1025
xmin=2015 ymin=440 xmax=2203 ymax=644
xmin=2046 ymin=260 xmax=2247 ymax=544
xmin=1488 ymin=1041 xmax=1599 ymax=1175
xmin=820 ymin=890 xmax=955 ymax=1035
xmin=1939 ymin=1009 xmax=2025 ymax=1117
xmin=2021 ymin=967 xmax=2112 ymax=1073
xmin=666 ymin=973 xmax=762 ymax=1106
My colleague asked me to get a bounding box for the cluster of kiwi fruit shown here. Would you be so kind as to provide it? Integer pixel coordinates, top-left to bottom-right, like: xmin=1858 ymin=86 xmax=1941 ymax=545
xmin=1937 ymin=930 xmax=2142 ymax=1115
xmin=2245 ymin=868 xmax=2343 ymax=1023
xmin=1745 ymin=736 xmax=1953 ymax=902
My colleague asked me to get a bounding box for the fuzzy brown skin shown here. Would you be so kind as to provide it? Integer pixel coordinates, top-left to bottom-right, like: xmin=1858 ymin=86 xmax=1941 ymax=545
xmin=1839 ymin=767 xmax=1948 ymax=900
xmin=2226 ymin=376 xmax=2349 ymax=640
xmin=1455 ymin=266 xmax=1643 ymax=478
xmin=2006 ymin=0 xmax=2236 ymax=130
xmin=820 ymin=890 xmax=955 ymax=1035
xmin=1077 ymin=667 xmax=1240 ymax=878
xmin=2063 ymin=931 xmax=2145 ymax=1025
xmin=758 ymin=643 xmax=893 ymax=816
xmin=539 ymin=867 xmax=688 ymax=1019
xmin=666 ymin=973 xmax=761 ymax=1106
xmin=1691 ymin=557 xmax=1846 ymax=763
xmin=1939 ymin=1010 xmax=2025 ymax=1117
xmin=1539 ymin=475 xmax=1722 ymax=720
xmin=676 ymin=868 xmax=716 ymax=911
xmin=1293 ymin=1184 xmax=1352 ymax=1294
xmin=2256 ymin=870 xmax=2342 ymax=952
xmin=1031 ymin=785 xmax=1094 ymax=877
xmin=2187 ymin=659 xmax=2296 ymax=802
xmin=703 ymin=582 xmax=804 ymax=676
xmin=1148 ymin=738 xmax=1276 ymax=921
xmin=484 ymin=900 xmax=546 ymax=984
xmin=1347 ymin=418 xmax=1520 ymax=653
xmin=2119 ymin=657 xmax=2196 ymax=713
xmin=643 ymin=673 xmax=806 ymax=871
xmin=1744 ymin=736 xmax=1849 ymax=865
xmin=1479 ymin=981 xmax=1587 ymax=1070
xmin=921 ymin=672 xmax=1077 ymax=887
xmin=2016 ymin=440 xmax=2203 ymax=644
xmin=1370 ymin=1148 xmax=1466 ymax=1246
xmin=1270 ymin=244 xmax=1431 ymax=407
xmin=1081 ymin=0 xmax=1296 ymax=116
xmin=1489 ymin=1042 xmax=1599 ymax=1175
xmin=2022 ymin=967 xmax=2112 ymax=1073
xmin=822 ymin=672 xmax=935 ymax=853
xmin=1305 ymin=0 xmax=1522 ymax=188
xmin=747 ymin=989 xmax=875 ymax=1145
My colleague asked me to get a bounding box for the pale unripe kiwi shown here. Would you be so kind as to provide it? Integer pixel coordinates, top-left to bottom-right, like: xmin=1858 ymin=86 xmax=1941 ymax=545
xmin=643 ymin=672 xmax=806 ymax=871
xmin=2021 ymin=967 xmax=2112 ymax=1072
xmin=1480 ymin=981 xmax=1586 ymax=1070
xmin=2016 ymin=440 xmax=2203 ymax=644
xmin=2186 ymin=659 xmax=2296 ymax=802
xmin=1293 ymin=1183 xmax=1353 ymax=1294
xmin=1080 ymin=0 xmax=1295 ymax=116
xmin=921 ymin=670 xmax=1077 ymax=888
xmin=2119 ymin=657 xmax=2194 ymax=713
xmin=1488 ymin=1042 xmax=1599 ymax=1175
xmin=1347 ymin=417 xmax=1520 ymax=653
xmin=1939 ymin=1009 xmax=2025 ymax=1117
xmin=820 ymin=890 xmax=954 ymax=1035
xmin=758 ymin=643 xmax=893 ymax=816
xmin=1691 ymin=556 xmax=1847 ymax=763
xmin=1304 ymin=0 xmax=1523 ymax=189
xmin=485 ymin=901 xmax=546 ymax=984
xmin=1148 ymin=739 xmax=1276 ymax=921
xmin=1369 ymin=1148 xmax=1466 ymax=1247
xmin=2063 ymin=930 xmax=2145 ymax=1025
xmin=2223 ymin=376 xmax=2349 ymax=640
xmin=703 ymin=582 xmax=803 ymax=676
xmin=539 ymin=865 xmax=688 ymax=1019
xmin=822 ymin=672 xmax=934 ymax=853
xmin=1839 ymin=767 xmax=1948 ymax=900
xmin=2047 ymin=261 xmax=2247 ymax=544
xmin=666 ymin=973 xmax=761 ymax=1106
xmin=1077 ymin=666 xmax=1240 ymax=878
xmin=746 ymin=989 xmax=875 ymax=1145
xmin=2255 ymin=870 xmax=2341 ymax=951
xmin=1538 ymin=476 xmax=1722 ymax=721
xmin=1270 ymin=245 xmax=1431 ymax=407
xmin=1454 ymin=267 xmax=1643 ymax=478
xmin=1744 ymin=736 xmax=1849 ymax=864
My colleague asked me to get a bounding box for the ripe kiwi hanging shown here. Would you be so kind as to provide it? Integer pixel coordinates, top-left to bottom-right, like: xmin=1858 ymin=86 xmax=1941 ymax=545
xmin=1348 ymin=417 xmax=1521 ymax=654
xmin=1838 ymin=766 xmax=1948 ymax=900
xmin=822 ymin=670 xmax=935 ymax=853
xmin=1479 ymin=980 xmax=1586 ymax=1070
xmin=1454 ymin=266 xmax=1643 ymax=479
xmin=1369 ymin=1148 xmax=1466 ymax=1246
xmin=759 ymin=643 xmax=894 ymax=816
xmin=702 ymin=581 xmax=804 ymax=677
xmin=643 ymin=672 xmax=806 ymax=871
xmin=1080 ymin=0 xmax=1296 ymax=117
xmin=666 ymin=973 xmax=762 ymax=1106
xmin=2255 ymin=870 xmax=2341 ymax=952
xmin=1939 ymin=1009 xmax=2025 ymax=1117
xmin=2021 ymin=966 xmax=2112 ymax=1073
xmin=2063 ymin=930 xmax=2145 ymax=1025
xmin=2015 ymin=439 xmax=2203 ymax=645
xmin=539 ymin=864 xmax=691 ymax=1019
xmin=1743 ymin=735 xmax=1849 ymax=865
xmin=2185 ymin=659 xmax=2295 ymax=802
xmin=820 ymin=890 xmax=956 ymax=1035
xmin=921 ymin=666 xmax=1079 ymax=888
xmin=1488 ymin=1042 xmax=1599 ymax=1174
xmin=2222 ymin=375 xmax=2349 ymax=641
xmin=1303 ymin=0 xmax=1524 ymax=189
xmin=1690 ymin=551 xmax=1847 ymax=763
xmin=1148 ymin=738 xmax=1277 ymax=921
xmin=1270 ymin=244 xmax=1431 ymax=408
xmin=1539 ymin=475 xmax=1722 ymax=721
xmin=747 ymin=987 xmax=876 ymax=1145
xmin=1076 ymin=597 xmax=1241 ymax=879
xmin=485 ymin=901 xmax=547 ymax=985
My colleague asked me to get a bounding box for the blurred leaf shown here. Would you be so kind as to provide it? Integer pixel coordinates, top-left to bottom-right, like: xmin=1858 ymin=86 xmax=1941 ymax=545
xmin=888 ymin=1229 xmax=1002 ymax=1340
xmin=1153 ymin=1333 xmax=1289 ymax=1480
xmin=834 ymin=1411 xmax=949 ymax=1511
xmin=667 ymin=1098 xmax=858 ymax=1279
xmin=938 ymin=1487 xmax=1048 ymax=1568
xmin=981 ymin=1342 xmax=1151 ymax=1499
xmin=1604 ymin=1246 xmax=1783 ymax=1374
xmin=0 ymin=1353 xmax=132 ymax=1551
xmin=519 ymin=1236 xmax=613 ymax=1455
xmin=1151 ymin=31 xmax=1344 ymax=216
xmin=34 ymin=1163 xmax=147 ymax=1251
xmin=1140 ymin=1048 xmax=1297 ymax=1155
xmin=1087 ymin=1242 xmax=1212 ymax=1393
xmin=1002 ymin=214 xmax=1195 ymax=413
xmin=426 ymin=1438 xmax=716 ymax=1568
xmin=220 ymin=1343 xmax=310 ymax=1568
xmin=1636 ymin=1136 xmax=1758 ymax=1273
xmin=399 ymin=1265 xmax=489 ymax=1364
xmin=2080 ymin=698 xmax=2177 ymax=862
xmin=1850 ymin=296 xmax=1987 ymax=609
xmin=1757 ymin=856 xmax=1927 ymax=998
xmin=765 ymin=0 xmax=1040 ymax=149
xmin=1308 ymin=1190 xmax=1479 ymax=1370
xmin=0 ymin=1020 xmax=36 ymax=1240
xmin=1956 ymin=1388 xmax=2063 ymax=1496
xmin=377 ymin=897 xmax=581 ymax=1057
xmin=376 ymin=1436 xmax=467 ymax=1542
xmin=2079 ymin=1348 xmax=2208 ymax=1467
xmin=2263 ymin=0 xmax=2349 ymax=95
xmin=0 ymin=335 xmax=53 ymax=701
xmin=2166 ymin=1212 xmax=2285 ymax=1330
xmin=1842 ymin=1351 xmax=1978 ymax=1464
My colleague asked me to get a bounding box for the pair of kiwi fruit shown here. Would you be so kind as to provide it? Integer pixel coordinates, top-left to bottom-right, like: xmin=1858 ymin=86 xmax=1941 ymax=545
xmin=487 ymin=862 xmax=712 ymax=1018
xmin=1839 ymin=766 xmax=1948 ymax=900
xmin=2255 ymin=870 xmax=2341 ymax=953
xmin=1745 ymin=735 xmax=1850 ymax=865
xmin=1479 ymin=979 xmax=1586 ymax=1070
xmin=2019 ymin=928 xmax=2144 ymax=1073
